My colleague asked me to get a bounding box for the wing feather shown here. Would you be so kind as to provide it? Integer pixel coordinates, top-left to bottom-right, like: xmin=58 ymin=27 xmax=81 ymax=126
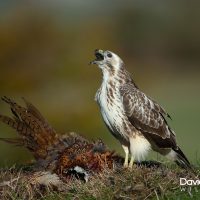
xmin=120 ymin=84 xmax=177 ymax=149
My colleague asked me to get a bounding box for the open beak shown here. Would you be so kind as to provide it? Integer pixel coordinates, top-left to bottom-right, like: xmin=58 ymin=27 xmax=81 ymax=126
xmin=89 ymin=49 xmax=104 ymax=65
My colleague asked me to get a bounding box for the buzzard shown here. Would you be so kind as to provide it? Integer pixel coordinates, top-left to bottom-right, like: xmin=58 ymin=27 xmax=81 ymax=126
xmin=91 ymin=49 xmax=191 ymax=169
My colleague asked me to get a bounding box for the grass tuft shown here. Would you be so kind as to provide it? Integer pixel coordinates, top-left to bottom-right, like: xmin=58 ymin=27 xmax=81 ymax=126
xmin=0 ymin=163 xmax=199 ymax=200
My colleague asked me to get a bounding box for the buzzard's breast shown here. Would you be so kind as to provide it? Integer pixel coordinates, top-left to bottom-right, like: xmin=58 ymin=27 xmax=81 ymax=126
xmin=96 ymin=85 xmax=130 ymax=142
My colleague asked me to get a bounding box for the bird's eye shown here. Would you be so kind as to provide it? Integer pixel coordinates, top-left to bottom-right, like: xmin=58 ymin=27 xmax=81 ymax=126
xmin=107 ymin=53 xmax=112 ymax=58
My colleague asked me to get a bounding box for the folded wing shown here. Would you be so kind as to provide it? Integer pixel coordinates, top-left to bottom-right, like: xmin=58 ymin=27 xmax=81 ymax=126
xmin=120 ymin=83 xmax=177 ymax=149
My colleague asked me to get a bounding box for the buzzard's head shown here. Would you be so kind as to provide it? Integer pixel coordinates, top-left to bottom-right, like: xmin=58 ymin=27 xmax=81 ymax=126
xmin=90 ymin=49 xmax=124 ymax=74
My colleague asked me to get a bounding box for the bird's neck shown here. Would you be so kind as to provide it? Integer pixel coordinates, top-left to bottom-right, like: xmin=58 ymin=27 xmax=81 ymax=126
xmin=102 ymin=67 xmax=133 ymax=86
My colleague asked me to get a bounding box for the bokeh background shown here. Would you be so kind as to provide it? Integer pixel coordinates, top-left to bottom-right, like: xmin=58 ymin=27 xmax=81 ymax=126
xmin=0 ymin=0 xmax=200 ymax=166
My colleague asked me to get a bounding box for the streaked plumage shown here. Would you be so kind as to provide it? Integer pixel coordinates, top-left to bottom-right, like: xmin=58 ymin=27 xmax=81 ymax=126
xmin=91 ymin=49 xmax=191 ymax=169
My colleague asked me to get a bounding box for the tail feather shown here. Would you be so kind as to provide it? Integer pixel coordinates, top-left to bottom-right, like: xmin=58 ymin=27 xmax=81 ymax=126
xmin=0 ymin=114 xmax=31 ymax=135
xmin=173 ymin=147 xmax=192 ymax=169
xmin=0 ymin=137 xmax=24 ymax=146
xmin=22 ymin=97 xmax=57 ymax=137
xmin=2 ymin=96 xmax=45 ymax=134
xmin=0 ymin=97 xmax=59 ymax=159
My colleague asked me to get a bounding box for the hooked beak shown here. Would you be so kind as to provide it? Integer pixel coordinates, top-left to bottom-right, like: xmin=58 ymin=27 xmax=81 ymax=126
xmin=89 ymin=49 xmax=104 ymax=65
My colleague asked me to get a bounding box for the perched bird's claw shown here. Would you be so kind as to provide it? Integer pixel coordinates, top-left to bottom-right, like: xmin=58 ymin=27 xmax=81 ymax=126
xmin=123 ymin=162 xmax=129 ymax=168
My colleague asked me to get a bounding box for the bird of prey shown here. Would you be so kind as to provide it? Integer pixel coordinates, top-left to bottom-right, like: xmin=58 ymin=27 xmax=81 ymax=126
xmin=91 ymin=49 xmax=191 ymax=169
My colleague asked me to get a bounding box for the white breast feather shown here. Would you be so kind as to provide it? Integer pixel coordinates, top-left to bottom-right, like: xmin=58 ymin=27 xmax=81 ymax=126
xmin=98 ymin=84 xmax=123 ymax=133
xmin=97 ymin=78 xmax=132 ymax=136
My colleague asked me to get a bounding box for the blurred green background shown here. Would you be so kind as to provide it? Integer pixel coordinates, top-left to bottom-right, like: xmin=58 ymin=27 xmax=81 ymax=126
xmin=0 ymin=1 xmax=199 ymax=166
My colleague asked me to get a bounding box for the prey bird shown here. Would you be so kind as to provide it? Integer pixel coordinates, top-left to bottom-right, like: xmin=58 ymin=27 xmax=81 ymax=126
xmin=91 ymin=49 xmax=191 ymax=169
xmin=0 ymin=96 xmax=123 ymax=182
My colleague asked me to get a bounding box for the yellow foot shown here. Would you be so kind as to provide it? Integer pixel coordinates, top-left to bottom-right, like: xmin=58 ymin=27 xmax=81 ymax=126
xmin=122 ymin=145 xmax=129 ymax=168
xmin=123 ymin=161 xmax=129 ymax=168
xmin=128 ymin=156 xmax=134 ymax=170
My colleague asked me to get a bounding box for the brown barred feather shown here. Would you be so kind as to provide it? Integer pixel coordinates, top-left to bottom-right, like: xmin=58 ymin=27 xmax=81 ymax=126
xmin=120 ymin=85 xmax=173 ymax=140
xmin=0 ymin=97 xmax=59 ymax=159
xmin=0 ymin=137 xmax=24 ymax=146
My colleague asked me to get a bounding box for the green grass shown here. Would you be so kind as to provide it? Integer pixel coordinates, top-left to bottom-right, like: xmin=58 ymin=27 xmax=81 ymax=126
xmin=0 ymin=164 xmax=199 ymax=200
